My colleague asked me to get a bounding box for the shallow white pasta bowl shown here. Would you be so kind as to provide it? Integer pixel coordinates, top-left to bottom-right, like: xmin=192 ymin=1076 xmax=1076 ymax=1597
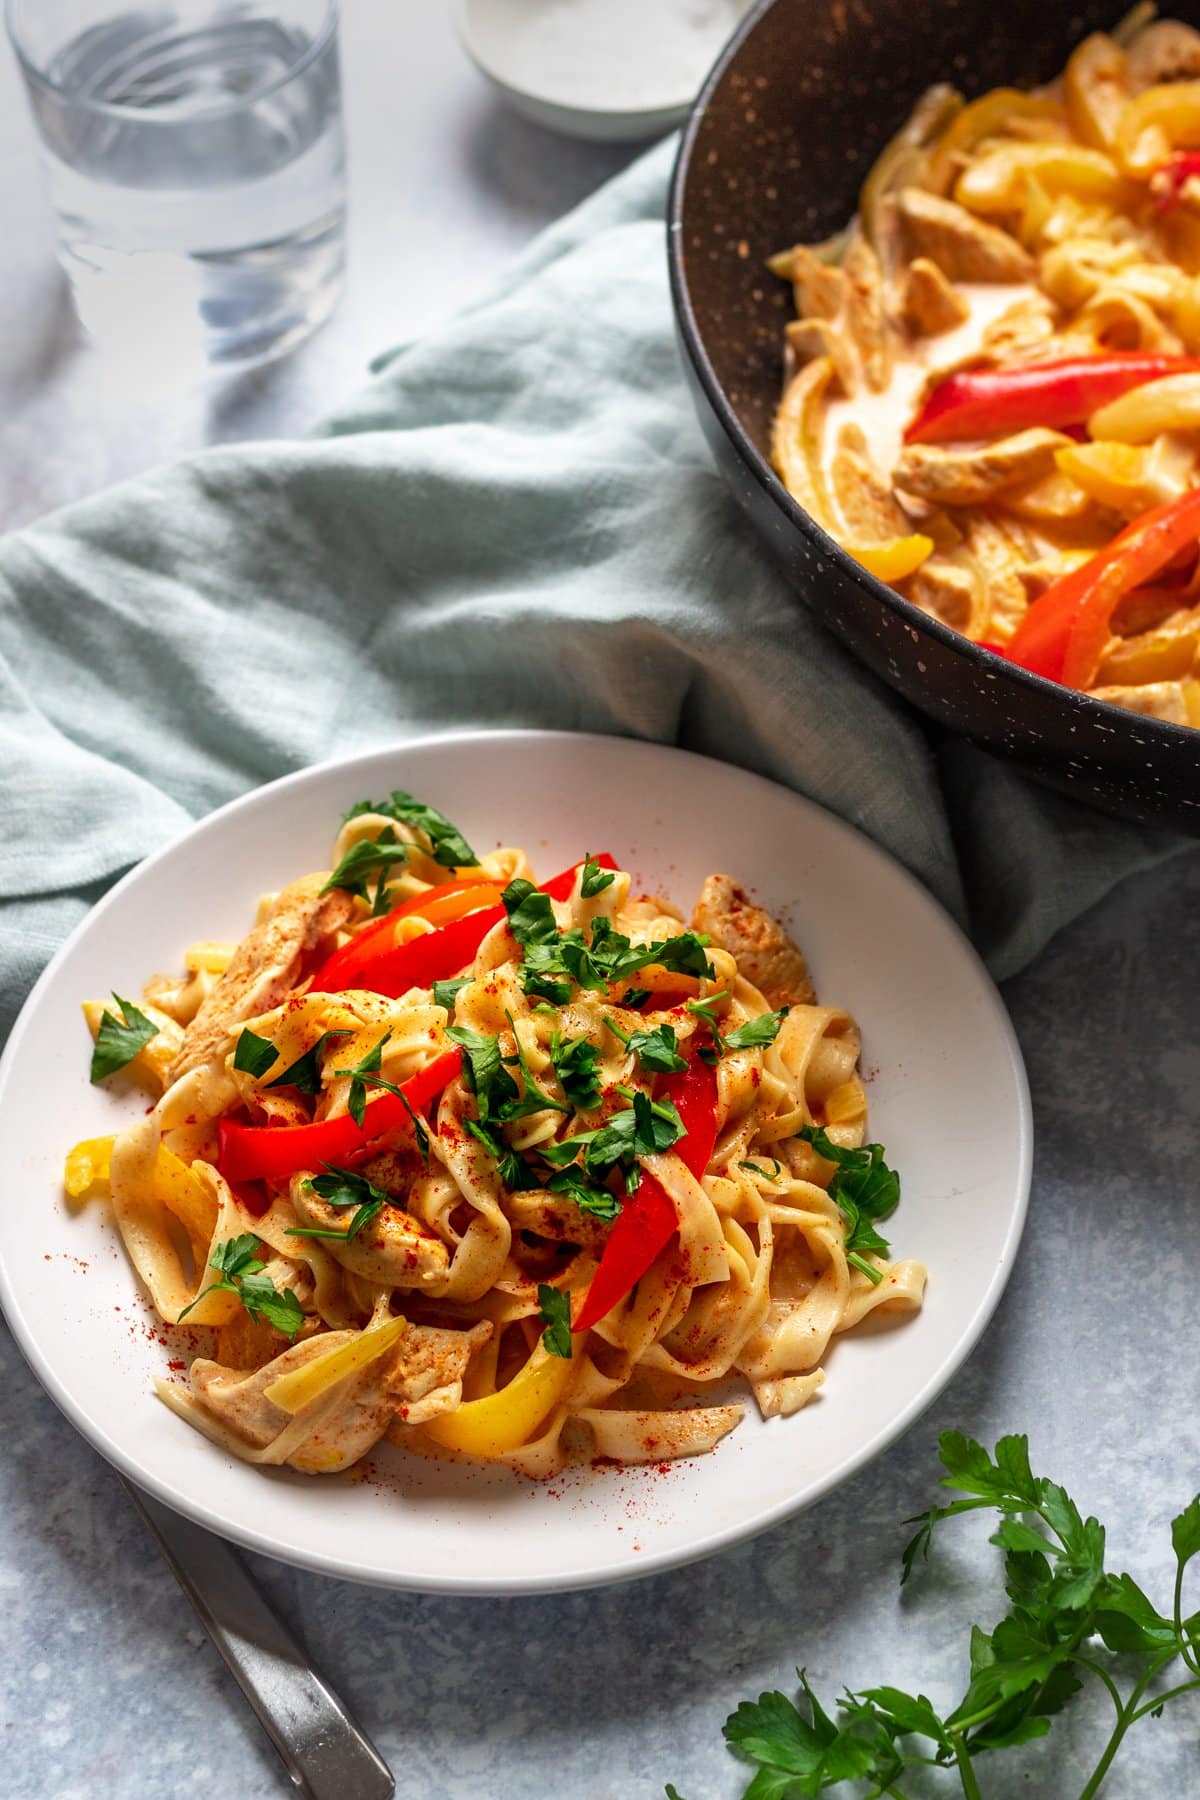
xmin=0 ymin=731 xmax=1031 ymax=1593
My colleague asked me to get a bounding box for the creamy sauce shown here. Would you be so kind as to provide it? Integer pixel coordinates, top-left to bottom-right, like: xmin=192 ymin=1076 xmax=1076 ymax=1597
xmin=822 ymin=282 xmax=1041 ymax=487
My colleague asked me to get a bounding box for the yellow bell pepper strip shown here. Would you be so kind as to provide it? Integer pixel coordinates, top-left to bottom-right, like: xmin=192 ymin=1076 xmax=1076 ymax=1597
xmin=421 ymin=1340 xmax=577 ymax=1457
xmin=850 ymin=536 xmax=935 ymax=582
xmin=263 ymin=1314 xmax=407 ymax=1413
xmin=954 ymin=142 xmax=1129 ymax=212
xmin=64 ymin=1135 xmax=116 ymax=1199
xmin=1006 ymin=487 xmax=1200 ymax=686
xmin=1117 ymin=79 xmax=1200 ymax=176
xmin=217 ymin=1045 xmax=463 ymax=1190
xmin=928 ymin=88 xmax=1060 ymax=190
xmin=905 ymin=354 xmax=1200 ymax=445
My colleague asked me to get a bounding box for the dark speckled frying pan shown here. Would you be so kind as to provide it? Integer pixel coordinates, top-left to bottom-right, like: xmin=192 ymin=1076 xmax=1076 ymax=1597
xmin=669 ymin=0 xmax=1200 ymax=831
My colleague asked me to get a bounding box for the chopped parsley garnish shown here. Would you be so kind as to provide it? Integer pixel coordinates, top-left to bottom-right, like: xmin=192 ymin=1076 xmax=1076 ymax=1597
xmin=268 ymin=1029 xmax=352 ymax=1097
xmin=685 ymin=994 xmax=787 ymax=1058
xmin=603 ymin=1016 xmax=688 ymax=1074
xmin=448 ymin=1019 xmax=567 ymax=1124
xmin=432 ymin=975 xmax=472 ymax=1013
xmin=501 ymin=879 xmax=713 ymax=1005
xmin=799 ymin=1123 xmax=900 ymax=1273
xmin=550 ymin=1031 xmax=603 ymax=1110
xmin=541 ymin=1090 xmax=685 ymax=1193
xmin=333 ymin=1030 xmax=425 ymax=1127
xmin=547 ymin=1164 xmax=622 ymax=1221
xmin=345 ymin=791 xmax=477 ymax=869
xmin=740 ymin=1158 xmax=783 ymax=1181
xmin=724 ymin=1008 xmax=789 ymax=1051
xmin=321 ymin=826 xmax=410 ymax=899
xmin=286 ymin=1165 xmax=390 ymax=1242
xmin=464 ymin=1118 xmax=541 ymax=1189
xmin=580 ymin=856 xmax=616 ymax=899
xmin=89 ymin=993 xmax=159 ymax=1084
xmin=537 ymin=1284 xmax=573 ymax=1359
xmin=233 ymin=1028 xmax=278 ymax=1080
xmin=619 ymin=987 xmax=650 ymax=1009
xmin=179 ymin=1234 xmax=304 ymax=1338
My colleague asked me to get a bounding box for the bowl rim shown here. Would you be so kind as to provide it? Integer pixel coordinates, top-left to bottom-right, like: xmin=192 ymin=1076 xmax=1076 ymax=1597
xmin=666 ymin=0 xmax=1199 ymax=757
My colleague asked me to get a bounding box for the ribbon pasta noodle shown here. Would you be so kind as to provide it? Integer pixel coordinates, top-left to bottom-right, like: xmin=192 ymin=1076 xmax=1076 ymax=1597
xmin=70 ymin=792 xmax=925 ymax=1479
xmin=772 ymin=9 xmax=1200 ymax=725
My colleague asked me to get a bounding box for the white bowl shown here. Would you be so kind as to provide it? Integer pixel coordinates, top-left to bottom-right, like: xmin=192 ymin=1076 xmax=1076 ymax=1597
xmin=454 ymin=0 xmax=754 ymax=142
xmin=0 ymin=731 xmax=1031 ymax=1592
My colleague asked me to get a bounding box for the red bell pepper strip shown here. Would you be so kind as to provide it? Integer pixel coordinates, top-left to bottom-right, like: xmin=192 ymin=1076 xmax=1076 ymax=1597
xmin=904 ymin=354 xmax=1200 ymax=445
xmin=573 ymin=1054 xmax=719 ymax=1333
xmin=1006 ymin=487 xmax=1200 ymax=687
xmin=1152 ymin=150 xmax=1200 ymax=212
xmin=218 ymin=1047 xmax=463 ymax=1184
xmin=309 ymin=853 xmax=618 ymax=998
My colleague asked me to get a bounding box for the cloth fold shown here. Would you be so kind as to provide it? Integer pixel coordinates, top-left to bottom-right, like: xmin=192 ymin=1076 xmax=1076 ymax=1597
xmin=0 ymin=136 xmax=1190 ymax=1041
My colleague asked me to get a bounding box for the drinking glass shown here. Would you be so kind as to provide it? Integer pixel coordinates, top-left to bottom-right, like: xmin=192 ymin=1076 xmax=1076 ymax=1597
xmin=6 ymin=0 xmax=346 ymax=366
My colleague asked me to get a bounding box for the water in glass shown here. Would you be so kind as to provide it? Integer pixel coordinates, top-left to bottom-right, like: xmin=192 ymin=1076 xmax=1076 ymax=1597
xmin=20 ymin=4 xmax=345 ymax=365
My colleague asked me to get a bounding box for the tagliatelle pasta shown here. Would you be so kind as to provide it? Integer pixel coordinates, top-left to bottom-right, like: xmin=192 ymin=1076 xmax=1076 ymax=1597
xmin=772 ymin=8 xmax=1200 ymax=725
xmin=70 ymin=789 xmax=925 ymax=1480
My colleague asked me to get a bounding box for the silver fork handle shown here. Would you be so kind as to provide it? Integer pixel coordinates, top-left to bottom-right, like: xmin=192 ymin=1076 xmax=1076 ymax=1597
xmin=123 ymin=1478 xmax=395 ymax=1800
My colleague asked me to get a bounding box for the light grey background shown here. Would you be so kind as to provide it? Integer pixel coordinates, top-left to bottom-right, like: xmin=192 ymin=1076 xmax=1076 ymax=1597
xmin=2 ymin=6 xmax=1198 ymax=1798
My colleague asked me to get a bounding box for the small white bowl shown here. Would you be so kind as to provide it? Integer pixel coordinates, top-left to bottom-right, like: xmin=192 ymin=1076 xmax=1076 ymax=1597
xmin=454 ymin=0 xmax=754 ymax=142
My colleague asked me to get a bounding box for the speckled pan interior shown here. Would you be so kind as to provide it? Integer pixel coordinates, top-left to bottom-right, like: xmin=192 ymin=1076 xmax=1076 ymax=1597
xmin=669 ymin=0 xmax=1200 ymax=831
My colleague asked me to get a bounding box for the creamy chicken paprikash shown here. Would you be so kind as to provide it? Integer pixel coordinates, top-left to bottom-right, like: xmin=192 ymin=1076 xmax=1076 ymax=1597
xmin=772 ymin=9 xmax=1200 ymax=725
xmin=70 ymin=790 xmax=923 ymax=1479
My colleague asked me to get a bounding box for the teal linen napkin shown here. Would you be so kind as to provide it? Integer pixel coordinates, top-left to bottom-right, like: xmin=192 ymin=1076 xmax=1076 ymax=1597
xmin=0 ymin=138 xmax=1191 ymax=1039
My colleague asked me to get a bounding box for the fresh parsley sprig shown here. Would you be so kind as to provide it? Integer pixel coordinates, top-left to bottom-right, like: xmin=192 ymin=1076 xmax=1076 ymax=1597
xmin=89 ymin=993 xmax=159 ymax=1083
xmin=286 ymin=1165 xmax=389 ymax=1242
xmin=549 ymin=1031 xmax=603 ymax=1110
xmin=179 ymin=1234 xmax=304 ymax=1338
xmin=684 ymin=992 xmax=788 ymax=1060
xmin=603 ymin=1015 xmax=689 ymax=1074
xmin=684 ymin=1432 xmax=1200 ymax=1800
xmin=546 ymin=1164 xmax=622 ymax=1221
xmin=500 ymin=878 xmax=714 ymax=1004
xmin=333 ymin=1031 xmax=416 ymax=1128
xmin=799 ymin=1124 xmax=900 ymax=1285
xmin=432 ymin=975 xmax=472 ymax=1013
xmin=344 ymin=791 xmax=477 ymax=869
xmin=321 ymin=826 xmax=410 ymax=900
xmin=537 ymin=1284 xmax=573 ymax=1359
xmin=233 ymin=1028 xmax=279 ymax=1081
xmin=541 ymin=1090 xmax=685 ymax=1194
xmin=580 ymin=856 xmax=616 ymax=898
xmin=269 ymin=1029 xmax=353 ymax=1097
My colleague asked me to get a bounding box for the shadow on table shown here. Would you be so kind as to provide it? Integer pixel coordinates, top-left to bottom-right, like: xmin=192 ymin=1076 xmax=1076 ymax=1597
xmin=462 ymin=95 xmax=655 ymax=228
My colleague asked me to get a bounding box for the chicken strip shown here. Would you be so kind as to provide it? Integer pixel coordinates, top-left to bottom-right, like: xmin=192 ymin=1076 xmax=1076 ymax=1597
xmin=691 ymin=875 xmax=815 ymax=1009
xmin=169 ymin=874 xmax=353 ymax=1080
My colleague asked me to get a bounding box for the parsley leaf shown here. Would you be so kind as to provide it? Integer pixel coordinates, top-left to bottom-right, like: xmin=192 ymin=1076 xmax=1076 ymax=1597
xmin=550 ymin=1031 xmax=603 ymax=1111
xmin=537 ymin=1283 xmax=573 ymax=1359
xmin=542 ymin=1091 xmax=684 ymax=1191
xmin=179 ymin=1233 xmax=304 ymax=1338
xmin=605 ymin=1016 xmax=689 ymax=1074
xmin=233 ymin=1028 xmax=279 ymax=1081
xmin=740 ymin=1158 xmax=783 ymax=1180
xmin=724 ymin=1008 xmax=789 ymax=1051
xmin=343 ymin=791 xmax=477 ymax=869
xmin=501 ymin=878 xmax=559 ymax=947
xmin=547 ymin=1163 xmax=622 ymax=1221
xmin=89 ymin=993 xmax=159 ymax=1083
xmin=446 ymin=1024 xmax=517 ymax=1120
xmin=287 ymin=1164 xmax=389 ymax=1241
xmin=685 ymin=991 xmax=730 ymax=1056
xmin=580 ymin=856 xmax=616 ymax=898
xmin=333 ymin=1031 xmax=418 ymax=1128
xmin=464 ymin=1117 xmax=542 ymax=1190
xmin=799 ymin=1124 xmax=900 ymax=1261
xmin=321 ymin=826 xmax=410 ymax=898
xmin=268 ymin=1028 xmax=353 ymax=1097
xmin=432 ymin=975 xmax=472 ymax=1013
